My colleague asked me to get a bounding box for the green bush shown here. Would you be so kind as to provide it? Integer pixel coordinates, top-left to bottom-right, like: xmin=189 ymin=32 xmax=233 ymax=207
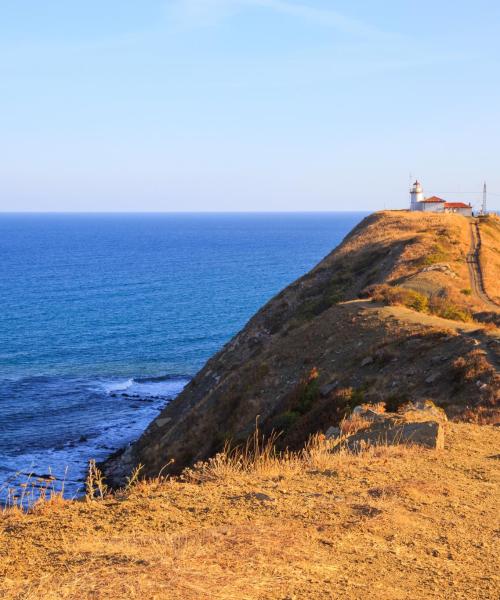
xmin=297 ymin=376 xmax=320 ymax=414
xmin=405 ymin=290 xmax=429 ymax=313
xmin=271 ymin=411 xmax=300 ymax=433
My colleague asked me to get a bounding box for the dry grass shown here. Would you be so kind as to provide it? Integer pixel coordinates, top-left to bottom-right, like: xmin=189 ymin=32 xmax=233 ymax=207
xmin=182 ymin=428 xmax=344 ymax=485
xmin=1 ymin=423 xmax=499 ymax=600
xmin=339 ymin=414 xmax=373 ymax=436
xmin=370 ymin=283 xmax=472 ymax=322
xmin=478 ymin=215 xmax=500 ymax=305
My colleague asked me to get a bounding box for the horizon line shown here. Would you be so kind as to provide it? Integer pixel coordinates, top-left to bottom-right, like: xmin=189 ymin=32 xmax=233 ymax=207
xmin=0 ymin=209 xmax=373 ymax=215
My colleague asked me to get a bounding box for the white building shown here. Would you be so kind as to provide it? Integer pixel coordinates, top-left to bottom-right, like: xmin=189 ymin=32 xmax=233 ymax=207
xmin=409 ymin=180 xmax=472 ymax=217
xmin=444 ymin=202 xmax=474 ymax=217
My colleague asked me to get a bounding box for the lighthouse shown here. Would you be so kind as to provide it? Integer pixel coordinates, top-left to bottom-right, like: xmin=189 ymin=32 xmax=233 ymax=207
xmin=410 ymin=180 xmax=424 ymax=210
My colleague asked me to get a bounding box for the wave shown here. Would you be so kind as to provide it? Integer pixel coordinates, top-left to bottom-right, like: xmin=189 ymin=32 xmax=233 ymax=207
xmin=101 ymin=375 xmax=189 ymax=399
xmin=100 ymin=378 xmax=134 ymax=394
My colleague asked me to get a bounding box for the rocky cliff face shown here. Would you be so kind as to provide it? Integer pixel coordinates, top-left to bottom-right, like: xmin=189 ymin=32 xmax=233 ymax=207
xmin=103 ymin=211 xmax=500 ymax=485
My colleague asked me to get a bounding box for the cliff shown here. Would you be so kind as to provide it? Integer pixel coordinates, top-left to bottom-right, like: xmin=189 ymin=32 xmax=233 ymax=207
xmin=104 ymin=211 xmax=500 ymax=484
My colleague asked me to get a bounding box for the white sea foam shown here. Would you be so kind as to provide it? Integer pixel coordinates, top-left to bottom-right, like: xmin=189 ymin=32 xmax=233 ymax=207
xmin=1 ymin=375 xmax=189 ymax=503
xmin=101 ymin=378 xmax=134 ymax=394
xmin=102 ymin=377 xmax=188 ymax=398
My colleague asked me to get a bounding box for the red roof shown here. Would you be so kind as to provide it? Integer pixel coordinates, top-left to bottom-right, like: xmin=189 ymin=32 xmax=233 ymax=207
xmin=421 ymin=196 xmax=445 ymax=203
xmin=444 ymin=202 xmax=471 ymax=209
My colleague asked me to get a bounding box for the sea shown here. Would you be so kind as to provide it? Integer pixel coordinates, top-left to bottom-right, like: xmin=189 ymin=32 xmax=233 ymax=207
xmin=0 ymin=212 xmax=365 ymax=499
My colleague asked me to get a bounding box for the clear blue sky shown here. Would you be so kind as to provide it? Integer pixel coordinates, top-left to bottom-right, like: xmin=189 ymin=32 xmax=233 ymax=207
xmin=1 ymin=1 xmax=499 ymax=212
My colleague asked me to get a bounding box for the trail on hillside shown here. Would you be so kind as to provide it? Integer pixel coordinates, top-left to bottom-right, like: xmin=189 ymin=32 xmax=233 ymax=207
xmin=343 ymin=300 xmax=500 ymax=369
xmin=466 ymin=219 xmax=500 ymax=311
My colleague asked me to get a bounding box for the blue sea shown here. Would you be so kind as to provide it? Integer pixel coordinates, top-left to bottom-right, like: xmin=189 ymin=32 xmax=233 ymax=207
xmin=0 ymin=212 xmax=365 ymax=498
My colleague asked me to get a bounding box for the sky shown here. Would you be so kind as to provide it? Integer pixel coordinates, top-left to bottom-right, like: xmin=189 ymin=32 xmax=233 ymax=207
xmin=1 ymin=0 xmax=499 ymax=212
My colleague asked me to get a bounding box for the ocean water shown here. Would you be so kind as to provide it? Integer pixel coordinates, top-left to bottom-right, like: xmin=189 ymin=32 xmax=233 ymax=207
xmin=0 ymin=212 xmax=365 ymax=498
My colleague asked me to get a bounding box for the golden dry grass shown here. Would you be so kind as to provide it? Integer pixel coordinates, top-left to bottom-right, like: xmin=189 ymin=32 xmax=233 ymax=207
xmin=478 ymin=215 xmax=500 ymax=305
xmin=1 ymin=423 xmax=499 ymax=600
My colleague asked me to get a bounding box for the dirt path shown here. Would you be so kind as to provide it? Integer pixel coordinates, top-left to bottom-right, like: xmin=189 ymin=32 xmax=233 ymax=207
xmin=341 ymin=300 xmax=500 ymax=368
xmin=467 ymin=219 xmax=500 ymax=311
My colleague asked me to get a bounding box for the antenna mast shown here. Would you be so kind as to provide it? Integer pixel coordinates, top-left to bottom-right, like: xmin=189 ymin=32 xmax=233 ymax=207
xmin=482 ymin=182 xmax=487 ymax=215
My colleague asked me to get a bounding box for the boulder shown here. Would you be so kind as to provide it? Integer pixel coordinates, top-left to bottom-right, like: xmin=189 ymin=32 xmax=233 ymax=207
xmin=325 ymin=426 xmax=341 ymax=439
xmin=337 ymin=401 xmax=446 ymax=450
xmin=425 ymin=372 xmax=440 ymax=385
xmin=421 ymin=263 xmax=457 ymax=278
xmin=320 ymin=381 xmax=338 ymax=398
xmin=345 ymin=418 xmax=444 ymax=450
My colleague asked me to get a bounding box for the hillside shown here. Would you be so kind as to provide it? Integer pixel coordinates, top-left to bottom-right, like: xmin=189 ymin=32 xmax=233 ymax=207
xmin=478 ymin=215 xmax=500 ymax=305
xmin=1 ymin=423 xmax=498 ymax=599
xmin=104 ymin=211 xmax=500 ymax=484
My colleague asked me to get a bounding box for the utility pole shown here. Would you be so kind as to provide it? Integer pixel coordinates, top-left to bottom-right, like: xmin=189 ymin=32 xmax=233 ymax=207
xmin=482 ymin=182 xmax=487 ymax=215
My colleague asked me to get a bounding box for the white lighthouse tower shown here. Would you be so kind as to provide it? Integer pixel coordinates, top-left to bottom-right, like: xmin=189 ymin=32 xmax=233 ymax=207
xmin=410 ymin=180 xmax=424 ymax=211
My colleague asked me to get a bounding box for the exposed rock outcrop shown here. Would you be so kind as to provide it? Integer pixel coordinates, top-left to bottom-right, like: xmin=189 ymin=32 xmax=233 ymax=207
xmin=333 ymin=401 xmax=446 ymax=450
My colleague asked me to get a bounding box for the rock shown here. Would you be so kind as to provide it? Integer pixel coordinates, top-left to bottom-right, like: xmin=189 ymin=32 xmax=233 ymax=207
xmin=320 ymin=381 xmax=338 ymax=397
xmin=245 ymin=492 xmax=275 ymax=503
xmin=352 ymin=405 xmax=386 ymax=421
xmin=421 ymin=263 xmax=457 ymax=278
xmin=344 ymin=418 xmax=444 ymax=450
xmin=361 ymin=356 xmax=374 ymax=367
xmin=155 ymin=417 xmax=172 ymax=428
xmin=425 ymin=372 xmax=440 ymax=384
xmin=430 ymin=356 xmax=445 ymax=365
xmin=325 ymin=426 xmax=341 ymax=439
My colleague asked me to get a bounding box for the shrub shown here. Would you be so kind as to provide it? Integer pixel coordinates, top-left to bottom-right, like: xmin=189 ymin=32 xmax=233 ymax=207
xmin=452 ymin=350 xmax=495 ymax=384
xmin=296 ymin=368 xmax=320 ymax=414
xmin=429 ymin=296 xmax=471 ymax=322
xmin=369 ymin=284 xmax=428 ymax=313
xmin=271 ymin=411 xmax=300 ymax=433
xmin=405 ymin=290 xmax=429 ymax=312
xmin=418 ymin=244 xmax=449 ymax=266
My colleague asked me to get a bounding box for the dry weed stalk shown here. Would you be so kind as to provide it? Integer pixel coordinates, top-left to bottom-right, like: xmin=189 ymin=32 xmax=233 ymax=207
xmin=1 ymin=467 xmax=67 ymax=512
xmin=124 ymin=463 xmax=144 ymax=492
xmin=85 ymin=460 xmax=108 ymax=500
